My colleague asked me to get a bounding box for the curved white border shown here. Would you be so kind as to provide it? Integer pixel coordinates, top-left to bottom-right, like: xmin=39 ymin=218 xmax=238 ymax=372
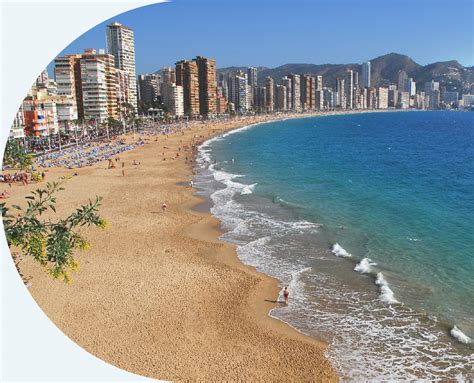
xmin=1 ymin=1 xmax=166 ymax=381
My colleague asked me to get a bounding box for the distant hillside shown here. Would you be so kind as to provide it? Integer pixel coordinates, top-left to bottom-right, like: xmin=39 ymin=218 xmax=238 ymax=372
xmin=216 ymin=53 xmax=473 ymax=93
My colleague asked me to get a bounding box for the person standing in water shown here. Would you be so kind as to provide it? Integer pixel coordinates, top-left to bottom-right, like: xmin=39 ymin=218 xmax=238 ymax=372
xmin=283 ymin=287 xmax=289 ymax=304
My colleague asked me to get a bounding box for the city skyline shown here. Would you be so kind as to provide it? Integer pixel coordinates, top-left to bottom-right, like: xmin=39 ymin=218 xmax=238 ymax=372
xmin=48 ymin=0 xmax=474 ymax=77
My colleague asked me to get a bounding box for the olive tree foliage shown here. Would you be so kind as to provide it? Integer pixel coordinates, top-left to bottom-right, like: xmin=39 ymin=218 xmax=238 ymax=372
xmin=1 ymin=178 xmax=107 ymax=283
xmin=3 ymin=139 xmax=33 ymax=171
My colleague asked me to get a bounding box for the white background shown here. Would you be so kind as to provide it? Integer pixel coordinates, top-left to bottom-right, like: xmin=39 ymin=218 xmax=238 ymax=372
xmin=0 ymin=1 xmax=166 ymax=381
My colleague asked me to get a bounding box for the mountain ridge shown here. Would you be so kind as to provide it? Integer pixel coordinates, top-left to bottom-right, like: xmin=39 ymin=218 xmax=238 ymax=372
xmin=215 ymin=53 xmax=473 ymax=93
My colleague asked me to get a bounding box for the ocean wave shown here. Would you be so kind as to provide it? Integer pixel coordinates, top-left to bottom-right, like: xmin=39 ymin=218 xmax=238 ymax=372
xmin=241 ymin=183 xmax=258 ymax=195
xmin=354 ymin=257 xmax=376 ymax=274
xmin=450 ymin=326 xmax=472 ymax=344
xmin=331 ymin=243 xmax=352 ymax=258
xmin=375 ymin=272 xmax=399 ymax=304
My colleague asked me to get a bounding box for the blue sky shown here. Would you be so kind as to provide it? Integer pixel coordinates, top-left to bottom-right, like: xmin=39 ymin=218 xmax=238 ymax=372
xmin=51 ymin=0 xmax=473 ymax=75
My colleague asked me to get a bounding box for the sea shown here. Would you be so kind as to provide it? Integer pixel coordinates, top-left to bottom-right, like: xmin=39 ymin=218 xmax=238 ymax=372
xmin=194 ymin=111 xmax=474 ymax=381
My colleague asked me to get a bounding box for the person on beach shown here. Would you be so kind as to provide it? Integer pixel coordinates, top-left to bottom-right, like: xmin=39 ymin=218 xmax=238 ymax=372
xmin=161 ymin=202 xmax=167 ymax=212
xmin=283 ymin=287 xmax=289 ymax=304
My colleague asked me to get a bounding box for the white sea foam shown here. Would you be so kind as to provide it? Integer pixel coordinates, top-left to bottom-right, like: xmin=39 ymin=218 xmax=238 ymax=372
xmin=241 ymin=183 xmax=257 ymax=195
xmin=331 ymin=243 xmax=352 ymax=258
xmin=450 ymin=326 xmax=472 ymax=344
xmin=375 ymin=272 xmax=399 ymax=304
xmin=354 ymin=257 xmax=376 ymax=274
xmin=198 ymin=121 xmax=474 ymax=381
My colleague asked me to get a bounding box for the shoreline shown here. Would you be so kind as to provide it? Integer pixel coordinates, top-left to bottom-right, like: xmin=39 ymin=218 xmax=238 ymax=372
xmin=4 ymin=109 xmax=471 ymax=381
xmin=6 ymin=111 xmax=344 ymax=381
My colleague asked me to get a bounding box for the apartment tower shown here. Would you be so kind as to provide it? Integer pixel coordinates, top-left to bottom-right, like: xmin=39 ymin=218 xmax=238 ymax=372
xmin=195 ymin=56 xmax=217 ymax=116
xmin=106 ymin=22 xmax=137 ymax=112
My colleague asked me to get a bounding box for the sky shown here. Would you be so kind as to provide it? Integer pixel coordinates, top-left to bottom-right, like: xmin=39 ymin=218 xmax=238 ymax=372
xmin=51 ymin=0 xmax=474 ymax=75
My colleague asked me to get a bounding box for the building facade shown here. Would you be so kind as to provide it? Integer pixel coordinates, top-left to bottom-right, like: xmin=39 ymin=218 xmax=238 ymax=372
xmin=195 ymin=56 xmax=217 ymax=116
xmin=106 ymin=22 xmax=137 ymax=112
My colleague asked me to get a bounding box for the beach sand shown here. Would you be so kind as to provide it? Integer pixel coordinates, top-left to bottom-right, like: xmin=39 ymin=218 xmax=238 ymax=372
xmin=5 ymin=114 xmax=338 ymax=381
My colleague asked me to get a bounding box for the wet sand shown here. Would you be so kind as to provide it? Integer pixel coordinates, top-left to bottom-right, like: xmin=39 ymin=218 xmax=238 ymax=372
xmin=5 ymin=113 xmax=339 ymax=381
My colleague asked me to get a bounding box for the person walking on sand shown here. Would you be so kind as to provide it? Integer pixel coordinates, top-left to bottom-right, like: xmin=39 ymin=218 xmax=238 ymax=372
xmin=283 ymin=287 xmax=289 ymax=304
xmin=161 ymin=202 xmax=167 ymax=212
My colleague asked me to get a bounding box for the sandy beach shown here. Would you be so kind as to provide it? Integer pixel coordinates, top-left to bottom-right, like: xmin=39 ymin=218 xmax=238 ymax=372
xmin=4 ymin=113 xmax=340 ymax=381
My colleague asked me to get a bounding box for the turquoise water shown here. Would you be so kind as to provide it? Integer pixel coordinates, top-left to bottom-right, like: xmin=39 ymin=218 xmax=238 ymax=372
xmin=196 ymin=111 xmax=473 ymax=380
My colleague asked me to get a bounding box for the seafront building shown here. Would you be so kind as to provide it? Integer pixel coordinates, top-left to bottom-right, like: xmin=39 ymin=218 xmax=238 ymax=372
xmin=288 ymin=74 xmax=301 ymax=111
xmin=247 ymin=67 xmax=258 ymax=87
xmin=138 ymin=73 xmax=161 ymax=104
xmin=10 ymin=30 xmax=468 ymax=139
xmin=82 ymin=49 xmax=118 ymax=120
xmin=80 ymin=55 xmax=109 ymax=122
xmin=175 ymin=59 xmax=200 ymax=117
xmin=275 ymin=84 xmax=287 ymax=111
xmin=345 ymin=70 xmax=354 ymax=109
xmin=361 ymin=61 xmax=371 ymax=88
xmin=106 ymin=22 xmax=137 ymax=113
xmin=281 ymin=76 xmax=293 ymax=110
xmin=377 ymin=87 xmax=389 ymax=109
xmin=265 ymin=76 xmax=274 ymax=112
xmin=398 ymin=70 xmax=409 ymax=92
xmin=195 ymin=56 xmax=217 ymax=116
xmin=253 ymin=86 xmax=266 ymax=112
xmin=227 ymin=71 xmax=249 ymax=113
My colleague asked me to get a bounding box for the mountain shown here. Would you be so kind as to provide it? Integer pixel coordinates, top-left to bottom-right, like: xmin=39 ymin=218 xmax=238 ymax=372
xmin=216 ymin=53 xmax=473 ymax=93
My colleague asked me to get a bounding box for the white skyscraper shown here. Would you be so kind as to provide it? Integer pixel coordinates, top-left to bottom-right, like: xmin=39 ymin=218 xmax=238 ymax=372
xmin=361 ymin=61 xmax=371 ymax=88
xmin=106 ymin=22 xmax=137 ymax=113
xmin=80 ymin=57 xmax=109 ymax=122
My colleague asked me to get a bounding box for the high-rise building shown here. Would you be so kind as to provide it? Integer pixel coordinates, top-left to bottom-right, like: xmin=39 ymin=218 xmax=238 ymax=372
xmin=288 ymin=74 xmax=301 ymax=111
xmin=424 ymin=81 xmax=440 ymax=109
xmin=397 ymin=70 xmax=409 ymax=92
xmin=54 ymin=54 xmax=83 ymax=117
xmin=406 ymin=78 xmax=416 ymax=97
xmin=163 ymin=84 xmax=184 ymax=117
xmin=315 ymin=90 xmax=324 ymax=110
xmin=247 ymin=67 xmax=258 ymax=87
xmin=265 ymin=76 xmax=274 ymax=112
xmin=216 ymin=86 xmax=227 ymax=115
xmin=367 ymin=88 xmax=377 ymax=109
xmin=138 ymin=73 xmax=161 ymax=103
xmin=316 ymin=75 xmax=323 ymax=91
xmin=160 ymin=66 xmax=176 ymax=112
xmin=106 ymin=22 xmax=137 ymax=112
xmin=227 ymin=71 xmax=248 ymax=113
xmin=55 ymin=55 xmax=79 ymax=97
xmin=281 ymin=76 xmax=292 ymax=110
xmin=323 ymin=88 xmax=336 ymax=109
xmin=397 ymin=91 xmax=410 ymax=109
xmin=161 ymin=67 xmax=176 ymax=86
xmin=275 ymin=85 xmax=287 ymax=111
xmin=388 ymin=87 xmax=398 ymax=108
xmin=176 ymin=60 xmax=200 ymax=117
xmin=361 ymin=61 xmax=371 ymax=88
xmin=336 ymin=78 xmax=345 ymax=108
xmin=415 ymin=91 xmax=426 ymax=109
xmin=345 ymin=70 xmax=354 ymax=109
xmin=194 ymin=56 xmax=217 ymax=116
xmin=80 ymin=56 xmax=109 ymax=122
xmin=377 ymin=87 xmax=389 ymax=109
xmin=253 ymin=86 xmax=266 ymax=112
xmin=300 ymin=75 xmax=313 ymax=111
xmin=82 ymin=49 xmax=118 ymax=119
xmin=35 ymin=69 xmax=49 ymax=87
xmin=116 ymin=69 xmax=130 ymax=113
